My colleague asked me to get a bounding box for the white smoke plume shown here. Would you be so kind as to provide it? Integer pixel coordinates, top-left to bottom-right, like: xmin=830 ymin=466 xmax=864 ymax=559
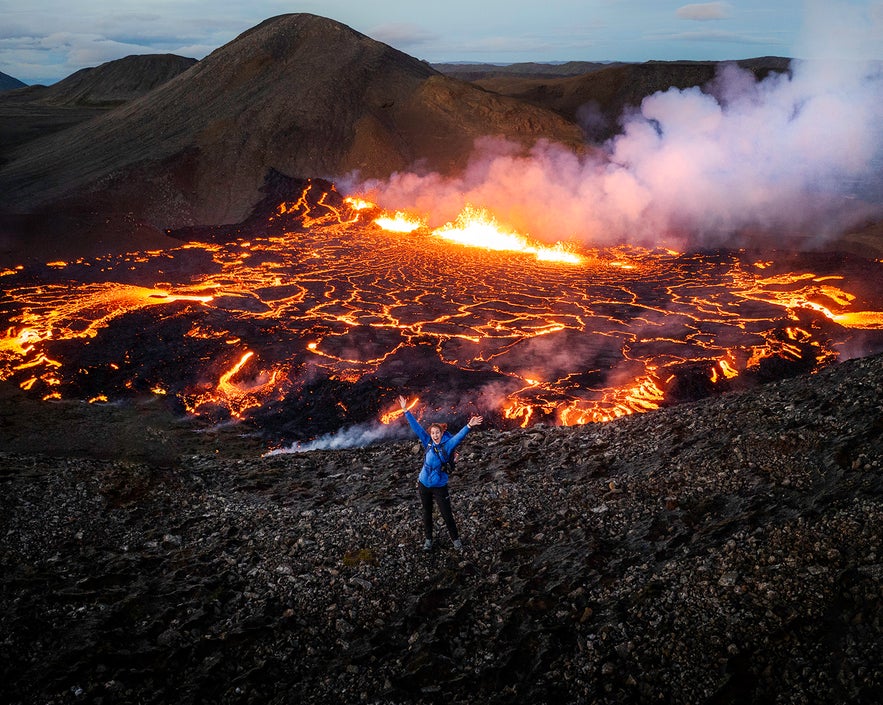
xmin=264 ymin=420 xmax=408 ymax=454
xmin=354 ymin=1 xmax=883 ymax=250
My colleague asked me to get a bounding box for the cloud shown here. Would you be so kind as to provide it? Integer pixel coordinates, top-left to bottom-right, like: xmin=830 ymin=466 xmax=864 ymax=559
xmin=658 ymin=29 xmax=785 ymax=45
xmin=0 ymin=8 xmax=246 ymax=84
xmin=676 ymin=2 xmax=733 ymax=21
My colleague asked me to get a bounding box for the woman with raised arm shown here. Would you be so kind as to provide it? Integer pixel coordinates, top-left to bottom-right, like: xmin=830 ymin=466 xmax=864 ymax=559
xmin=398 ymin=395 xmax=483 ymax=551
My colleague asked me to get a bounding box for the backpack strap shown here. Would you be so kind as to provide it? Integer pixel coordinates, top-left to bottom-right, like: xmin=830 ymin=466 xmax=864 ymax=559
xmin=430 ymin=444 xmax=452 ymax=471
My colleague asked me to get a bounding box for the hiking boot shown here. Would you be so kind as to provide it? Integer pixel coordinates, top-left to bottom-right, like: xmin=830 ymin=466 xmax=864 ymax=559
xmin=422 ymin=539 xmax=433 ymax=551
xmin=453 ymin=539 xmax=463 ymax=551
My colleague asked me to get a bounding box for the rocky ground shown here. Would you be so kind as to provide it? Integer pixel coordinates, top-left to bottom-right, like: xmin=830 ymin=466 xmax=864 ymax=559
xmin=1 ymin=354 xmax=882 ymax=705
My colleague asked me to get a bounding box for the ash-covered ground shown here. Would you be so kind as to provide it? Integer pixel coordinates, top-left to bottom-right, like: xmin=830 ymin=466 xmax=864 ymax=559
xmin=1 ymin=353 xmax=882 ymax=705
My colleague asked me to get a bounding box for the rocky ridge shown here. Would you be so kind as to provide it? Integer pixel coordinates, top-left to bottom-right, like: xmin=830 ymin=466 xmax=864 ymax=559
xmin=1 ymin=353 xmax=881 ymax=704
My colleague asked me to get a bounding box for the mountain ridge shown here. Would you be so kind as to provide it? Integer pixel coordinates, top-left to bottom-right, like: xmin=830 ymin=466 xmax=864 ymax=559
xmin=0 ymin=14 xmax=582 ymax=238
xmin=0 ymin=70 xmax=27 ymax=92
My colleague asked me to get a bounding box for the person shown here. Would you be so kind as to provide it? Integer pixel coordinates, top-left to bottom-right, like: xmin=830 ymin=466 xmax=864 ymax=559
xmin=398 ymin=395 xmax=483 ymax=551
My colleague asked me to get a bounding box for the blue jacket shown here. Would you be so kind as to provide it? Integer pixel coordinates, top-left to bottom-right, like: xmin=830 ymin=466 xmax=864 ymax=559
xmin=404 ymin=410 xmax=471 ymax=488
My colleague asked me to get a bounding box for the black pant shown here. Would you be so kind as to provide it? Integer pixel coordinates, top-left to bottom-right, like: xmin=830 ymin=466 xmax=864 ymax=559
xmin=418 ymin=483 xmax=459 ymax=541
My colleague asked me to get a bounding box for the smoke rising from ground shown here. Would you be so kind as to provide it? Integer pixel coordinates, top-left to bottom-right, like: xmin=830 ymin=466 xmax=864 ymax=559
xmin=354 ymin=2 xmax=883 ymax=250
xmin=265 ymin=421 xmax=409 ymax=454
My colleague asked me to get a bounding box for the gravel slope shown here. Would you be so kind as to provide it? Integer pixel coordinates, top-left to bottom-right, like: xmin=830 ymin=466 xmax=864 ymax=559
xmin=1 ymin=354 xmax=881 ymax=704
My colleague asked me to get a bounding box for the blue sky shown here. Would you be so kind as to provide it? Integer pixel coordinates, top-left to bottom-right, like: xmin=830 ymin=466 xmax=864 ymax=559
xmin=0 ymin=1 xmax=880 ymax=85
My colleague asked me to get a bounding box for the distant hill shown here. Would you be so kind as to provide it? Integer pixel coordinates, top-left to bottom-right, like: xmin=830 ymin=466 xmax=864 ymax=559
xmin=0 ymin=13 xmax=583 ymax=247
xmin=0 ymin=54 xmax=198 ymax=164
xmin=26 ymin=54 xmax=198 ymax=107
xmin=432 ymin=61 xmax=626 ymax=81
xmin=0 ymin=71 xmax=27 ymax=92
xmin=470 ymin=57 xmax=792 ymax=140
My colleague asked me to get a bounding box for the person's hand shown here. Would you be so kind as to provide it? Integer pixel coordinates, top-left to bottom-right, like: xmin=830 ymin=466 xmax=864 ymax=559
xmin=467 ymin=415 xmax=483 ymax=428
xmin=398 ymin=395 xmax=408 ymax=410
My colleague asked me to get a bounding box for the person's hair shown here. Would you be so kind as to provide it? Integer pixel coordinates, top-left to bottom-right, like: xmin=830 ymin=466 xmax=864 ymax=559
xmin=428 ymin=422 xmax=447 ymax=434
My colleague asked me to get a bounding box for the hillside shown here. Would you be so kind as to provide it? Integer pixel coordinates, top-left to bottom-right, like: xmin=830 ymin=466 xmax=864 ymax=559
xmin=0 ymin=14 xmax=583 ymax=252
xmin=0 ymin=70 xmax=27 ymax=92
xmin=25 ymin=54 xmax=198 ymax=107
xmin=1 ymin=351 xmax=881 ymax=704
xmin=0 ymin=54 xmax=197 ymax=165
xmin=470 ymin=57 xmax=791 ymax=140
xmin=432 ymin=60 xmax=625 ymax=81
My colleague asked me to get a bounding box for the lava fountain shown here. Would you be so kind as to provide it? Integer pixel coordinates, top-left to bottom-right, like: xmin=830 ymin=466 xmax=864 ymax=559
xmin=1 ymin=179 xmax=882 ymax=444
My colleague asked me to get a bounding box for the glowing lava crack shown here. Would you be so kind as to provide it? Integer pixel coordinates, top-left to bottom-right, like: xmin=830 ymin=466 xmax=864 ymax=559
xmin=1 ymin=181 xmax=882 ymax=440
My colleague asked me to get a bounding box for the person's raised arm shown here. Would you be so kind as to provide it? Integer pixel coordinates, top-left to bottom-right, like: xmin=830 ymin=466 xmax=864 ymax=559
xmin=399 ymin=395 xmax=430 ymax=444
xmin=446 ymin=413 xmax=484 ymax=451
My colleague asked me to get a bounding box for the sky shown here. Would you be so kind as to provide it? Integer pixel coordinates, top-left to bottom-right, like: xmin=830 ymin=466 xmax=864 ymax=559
xmin=2 ymin=0 xmax=879 ymax=86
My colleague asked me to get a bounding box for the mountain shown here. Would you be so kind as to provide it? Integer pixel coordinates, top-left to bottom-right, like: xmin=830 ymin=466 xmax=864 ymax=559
xmin=432 ymin=60 xmax=626 ymax=81
xmin=469 ymin=57 xmax=791 ymax=140
xmin=0 ymin=13 xmax=584 ymax=254
xmin=27 ymin=53 xmax=197 ymax=107
xmin=0 ymin=54 xmax=197 ymax=164
xmin=0 ymin=71 xmax=27 ymax=92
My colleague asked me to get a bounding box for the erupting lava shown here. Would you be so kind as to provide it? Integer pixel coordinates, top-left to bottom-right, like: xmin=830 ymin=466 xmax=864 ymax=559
xmin=2 ymin=179 xmax=882 ymax=441
xmin=429 ymin=206 xmax=583 ymax=264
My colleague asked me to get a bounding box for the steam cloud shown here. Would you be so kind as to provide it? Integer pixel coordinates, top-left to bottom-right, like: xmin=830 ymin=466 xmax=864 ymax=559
xmin=354 ymin=1 xmax=883 ymax=250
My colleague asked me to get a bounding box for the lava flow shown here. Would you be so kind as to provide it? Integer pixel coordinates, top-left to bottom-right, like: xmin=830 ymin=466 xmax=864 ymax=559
xmin=2 ymin=178 xmax=882 ymax=442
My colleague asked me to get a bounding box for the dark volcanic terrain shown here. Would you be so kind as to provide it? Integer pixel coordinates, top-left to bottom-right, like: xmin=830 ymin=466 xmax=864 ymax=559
xmin=455 ymin=58 xmax=791 ymax=141
xmin=1 ymin=17 xmax=882 ymax=702
xmin=1 ymin=353 xmax=881 ymax=704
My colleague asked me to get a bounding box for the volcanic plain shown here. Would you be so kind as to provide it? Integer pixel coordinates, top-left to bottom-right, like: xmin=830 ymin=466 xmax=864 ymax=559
xmin=1 ymin=351 xmax=881 ymax=704
xmin=2 ymin=11 xmax=882 ymax=705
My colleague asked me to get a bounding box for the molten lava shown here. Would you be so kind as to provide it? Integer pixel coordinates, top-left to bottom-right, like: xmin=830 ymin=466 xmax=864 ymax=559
xmin=429 ymin=206 xmax=583 ymax=264
xmin=1 ymin=179 xmax=882 ymax=440
xmin=373 ymin=212 xmax=425 ymax=233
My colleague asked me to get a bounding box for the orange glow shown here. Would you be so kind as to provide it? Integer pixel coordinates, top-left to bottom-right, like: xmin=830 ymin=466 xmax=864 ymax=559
xmin=381 ymin=397 xmax=419 ymax=425
xmin=833 ymin=311 xmax=883 ymax=328
xmin=344 ymin=197 xmax=375 ymax=211
xmin=431 ymin=206 xmax=583 ymax=265
xmin=374 ymin=212 xmax=425 ymax=233
xmin=185 ymin=350 xmax=285 ymax=419
xmin=558 ymin=374 xmax=667 ymax=426
xmin=739 ymin=273 xmax=883 ymax=330
xmin=1 ymin=328 xmax=41 ymax=356
xmin=2 ymin=186 xmax=882 ymax=430
xmin=503 ymin=399 xmax=535 ymax=427
xmin=710 ymin=358 xmax=740 ymax=384
xmin=718 ymin=359 xmax=739 ymax=379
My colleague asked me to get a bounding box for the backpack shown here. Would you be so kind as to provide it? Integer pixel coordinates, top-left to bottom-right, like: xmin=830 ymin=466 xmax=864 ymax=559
xmin=430 ymin=431 xmax=456 ymax=474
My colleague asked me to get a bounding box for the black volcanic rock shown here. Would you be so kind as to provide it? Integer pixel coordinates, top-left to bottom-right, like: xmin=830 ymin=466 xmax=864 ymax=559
xmin=0 ymin=13 xmax=584 ymax=252
xmin=1 ymin=351 xmax=881 ymax=704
